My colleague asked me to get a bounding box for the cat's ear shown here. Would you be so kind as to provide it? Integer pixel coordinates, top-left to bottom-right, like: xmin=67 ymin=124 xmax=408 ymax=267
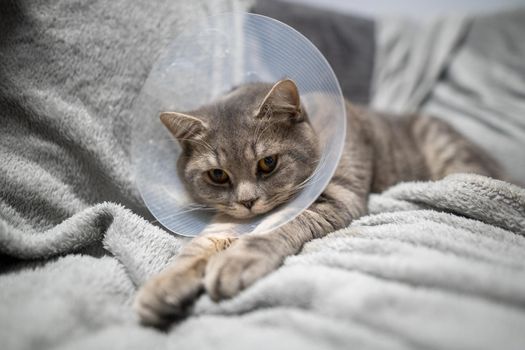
xmin=256 ymin=79 xmax=302 ymax=122
xmin=160 ymin=112 xmax=207 ymax=140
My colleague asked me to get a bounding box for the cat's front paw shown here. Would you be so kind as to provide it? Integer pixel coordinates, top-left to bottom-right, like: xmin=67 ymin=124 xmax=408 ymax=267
xmin=204 ymin=243 xmax=281 ymax=301
xmin=133 ymin=263 xmax=204 ymax=327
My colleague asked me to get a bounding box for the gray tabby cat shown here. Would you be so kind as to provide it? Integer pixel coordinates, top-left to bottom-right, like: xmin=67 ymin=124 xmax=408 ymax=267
xmin=134 ymin=79 xmax=503 ymax=326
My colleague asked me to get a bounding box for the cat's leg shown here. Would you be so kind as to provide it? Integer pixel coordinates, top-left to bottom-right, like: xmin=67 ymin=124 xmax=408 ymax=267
xmin=204 ymin=115 xmax=373 ymax=300
xmin=204 ymin=180 xmax=369 ymax=300
xmin=413 ymin=115 xmax=503 ymax=179
xmin=134 ymin=233 xmax=236 ymax=326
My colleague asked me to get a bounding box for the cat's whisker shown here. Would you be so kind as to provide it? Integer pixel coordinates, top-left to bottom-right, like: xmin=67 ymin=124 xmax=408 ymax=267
xmin=155 ymin=208 xmax=216 ymax=220
xmin=294 ymin=174 xmax=323 ymax=191
xmin=153 ymin=206 xmax=216 ymax=222
xmin=262 ymin=159 xmax=325 ymax=207
xmin=159 ymin=133 xmax=215 ymax=154
xmin=179 ymin=138 xmax=215 ymax=153
xmin=185 ymin=203 xmax=215 ymax=209
xmin=290 ymin=159 xmax=327 ymax=190
xmin=252 ymin=119 xmax=265 ymax=146
xmin=254 ymin=119 xmax=281 ymax=145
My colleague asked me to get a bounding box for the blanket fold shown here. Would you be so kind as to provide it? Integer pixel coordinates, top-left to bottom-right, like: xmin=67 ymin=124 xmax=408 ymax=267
xmin=2 ymin=174 xmax=525 ymax=350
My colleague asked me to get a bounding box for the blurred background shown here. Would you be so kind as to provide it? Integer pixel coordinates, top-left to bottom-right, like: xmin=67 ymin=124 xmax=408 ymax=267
xmin=253 ymin=0 xmax=525 ymax=184
xmin=282 ymin=0 xmax=525 ymax=20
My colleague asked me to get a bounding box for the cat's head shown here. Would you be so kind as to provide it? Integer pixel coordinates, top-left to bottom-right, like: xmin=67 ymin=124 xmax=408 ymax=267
xmin=160 ymin=79 xmax=319 ymax=219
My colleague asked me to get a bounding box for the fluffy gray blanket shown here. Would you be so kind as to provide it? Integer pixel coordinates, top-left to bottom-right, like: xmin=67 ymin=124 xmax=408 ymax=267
xmin=1 ymin=1 xmax=525 ymax=349
xmin=2 ymin=175 xmax=524 ymax=350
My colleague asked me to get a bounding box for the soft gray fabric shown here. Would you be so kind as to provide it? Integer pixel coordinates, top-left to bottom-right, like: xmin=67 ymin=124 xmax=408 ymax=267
xmin=371 ymin=9 xmax=525 ymax=183
xmin=0 ymin=0 xmax=246 ymax=262
xmin=2 ymin=174 xmax=525 ymax=350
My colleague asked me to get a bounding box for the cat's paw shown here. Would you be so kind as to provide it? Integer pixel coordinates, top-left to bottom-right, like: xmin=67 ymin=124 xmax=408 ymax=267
xmin=133 ymin=265 xmax=203 ymax=327
xmin=204 ymin=244 xmax=281 ymax=301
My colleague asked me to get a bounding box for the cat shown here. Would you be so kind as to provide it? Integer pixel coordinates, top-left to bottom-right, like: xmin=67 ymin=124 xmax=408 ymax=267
xmin=134 ymin=79 xmax=503 ymax=326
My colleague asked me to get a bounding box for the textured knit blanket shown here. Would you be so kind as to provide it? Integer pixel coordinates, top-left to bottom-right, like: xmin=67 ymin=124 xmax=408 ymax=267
xmin=1 ymin=1 xmax=525 ymax=349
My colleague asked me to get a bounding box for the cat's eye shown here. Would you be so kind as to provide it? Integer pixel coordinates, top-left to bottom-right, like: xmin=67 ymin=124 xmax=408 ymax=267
xmin=207 ymin=169 xmax=229 ymax=184
xmin=257 ymin=155 xmax=278 ymax=174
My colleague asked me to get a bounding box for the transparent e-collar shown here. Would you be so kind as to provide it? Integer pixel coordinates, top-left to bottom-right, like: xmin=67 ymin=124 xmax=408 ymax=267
xmin=131 ymin=13 xmax=346 ymax=237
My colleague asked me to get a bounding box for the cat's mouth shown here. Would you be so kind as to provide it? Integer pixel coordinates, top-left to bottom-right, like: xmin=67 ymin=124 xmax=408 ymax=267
xmin=219 ymin=201 xmax=277 ymax=219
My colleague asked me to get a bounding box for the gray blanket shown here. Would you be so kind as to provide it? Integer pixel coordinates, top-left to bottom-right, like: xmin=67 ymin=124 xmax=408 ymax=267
xmin=1 ymin=1 xmax=525 ymax=349
xmin=2 ymin=175 xmax=525 ymax=350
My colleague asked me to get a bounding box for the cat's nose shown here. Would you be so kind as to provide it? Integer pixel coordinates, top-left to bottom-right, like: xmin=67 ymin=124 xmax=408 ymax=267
xmin=239 ymin=198 xmax=257 ymax=209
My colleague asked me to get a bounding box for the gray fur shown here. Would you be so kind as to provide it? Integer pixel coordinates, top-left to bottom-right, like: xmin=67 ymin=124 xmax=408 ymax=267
xmin=136 ymin=80 xmax=506 ymax=326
